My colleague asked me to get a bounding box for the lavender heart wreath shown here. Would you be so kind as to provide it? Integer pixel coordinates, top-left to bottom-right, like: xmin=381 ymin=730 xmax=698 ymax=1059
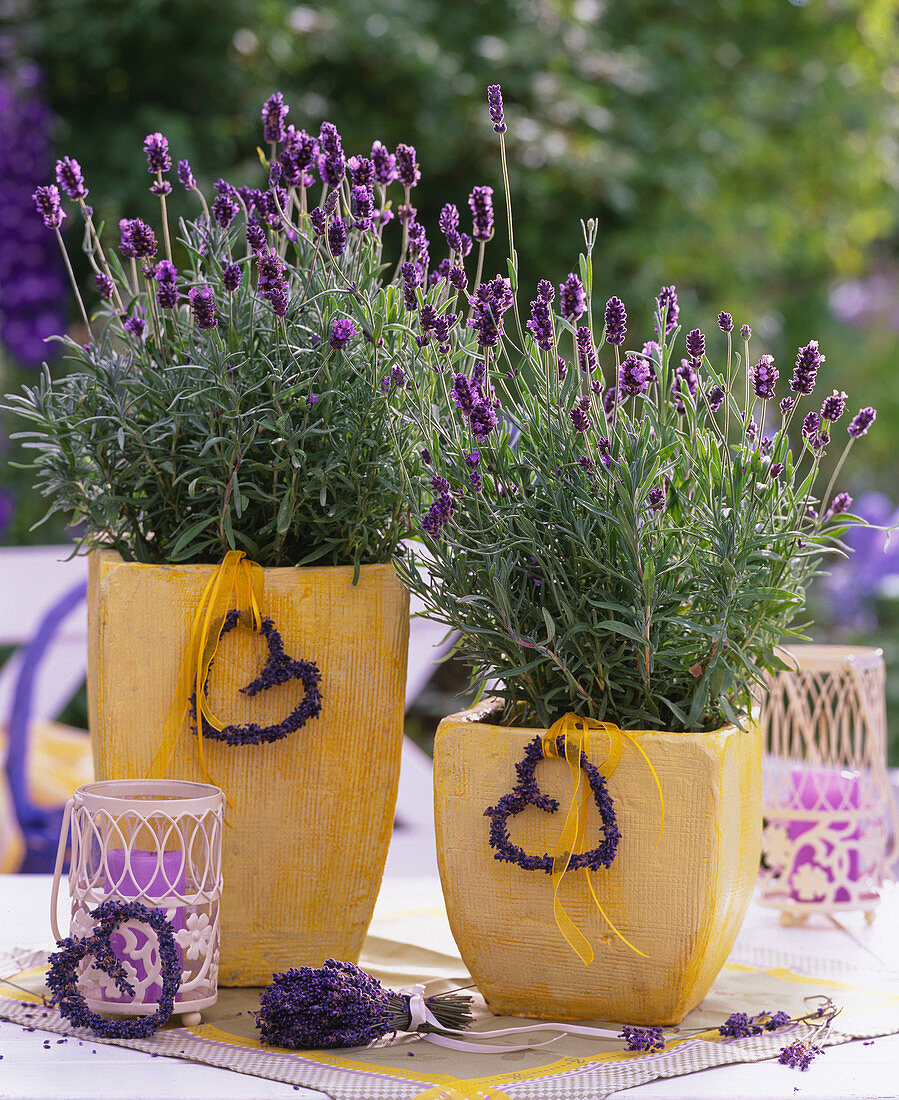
xmin=190 ymin=609 xmax=322 ymax=746
xmin=46 ymin=900 xmax=180 ymax=1038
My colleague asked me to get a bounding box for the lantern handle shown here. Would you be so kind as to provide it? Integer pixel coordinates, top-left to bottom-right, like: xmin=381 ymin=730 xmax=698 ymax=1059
xmin=50 ymin=798 xmax=74 ymax=943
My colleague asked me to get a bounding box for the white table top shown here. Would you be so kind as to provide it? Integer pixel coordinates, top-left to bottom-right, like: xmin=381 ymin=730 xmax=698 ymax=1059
xmin=2 ymin=874 xmax=898 ymax=1100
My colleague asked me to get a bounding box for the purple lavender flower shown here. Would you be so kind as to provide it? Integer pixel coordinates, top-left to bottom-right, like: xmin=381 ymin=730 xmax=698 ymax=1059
xmin=123 ymin=308 xmax=146 ymax=337
xmin=285 ymin=126 xmax=317 ymax=168
xmin=329 ymin=318 xmax=356 ymax=350
xmin=55 ymin=156 xmax=88 ymax=201
xmin=847 ymin=406 xmax=876 ymax=438
xmin=619 ymin=1026 xmax=665 ymax=1053
xmin=604 ymin=296 xmax=626 ymax=346
xmin=647 ymin=486 xmax=666 ymax=511
xmin=707 ymin=383 xmax=726 ymax=412
xmin=348 ymin=156 xmax=375 ymax=188
xmin=318 ymin=122 xmax=347 ymax=187
xmin=395 ymin=143 xmax=420 ymax=187
xmin=371 ymin=140 xmax=396 ymax=184
xmin=820 ymin=389 xmax=847 ymax=422
xmin=143 ymin=132 xmax=171 ymax=175
xmin=391 ymin=364 xmax=406 ymax=386
xmin=740 ymin=324 xmax=751 ymax=340
xmin=829 ymin=492 xmax=852 ymax=514
xmin=672 ymin=358 xmax=698 ymax=411
xmin=262 ymin=92 xmax=289 ymax=144
xmin=570 ymin=396 xmax=591 ymax=432
xmin=769 ymin=462 xmax=785 ymax=479
xmin=468 ymin=274 xmax=513 ymax=346
xmin=537 ymin=279 xmax=554 ymax=302
xmin=778 ymin=1040 xmax=823 ymax=1071
xmin=468 ymin=185 xmax=495 ymax=243
xmin=401 ymin=260 xmax=421 ymax=311
xmin=188 ymin=285 xmax=217 ymax=330
xmin=801 ymin=410 xmax=821 ymax=439
xmin=308 ymin=207 xmax=327 ymax=238
xmin=469 ymin=402 xmax=499 ymax=439
xmin=328 ymin=216 xmax=348 ymax=256
xmin=559 ymin=273 xmax=586 ymax=322
xmin=33 ymin=184 xmax=64 ymax=229
xmin=94 ymin=272 xmax=114 ymax=300
xmin=487 ymin=84 xmax=506 ymax=134
xmin=527 ymin=294 xmax=554 ymax=351
xmin=246 ymin=217 xmax=268 ymax=251
xmin=603 ymin=387 xmax=618 ymax=415
xmin=751 ymin=354 xmax=778 ymax=400
xmin=790 ymin=340 xmax=824 ymax=396
xmin=764 ymin=1011 xmax=792 ymax=1031
xmin=576 ymin=326 xmax=597 ymax=374
xmin=465 ymin=451 xmax=480 ymax=468
xmin=780 ymin=396 xmax=795 ymax=415
xmin=718 ymin=1012 xmax=762 ymax=1039
xmin=448 ymin=265 xmax=467 ymax=291
xmin=153 ymin=260 xmax=178 ymax=309
xmin=718 ymin=311 xmax=733 ymax=333
xmin=451 ymin=372 xmax=477 ymax=414
xmin=620 ymin=352 xmax=650 ymax=396
xmin=120 ymin=218 xmax=157 ymax=259
xmin=222 ymin=262 xmax=242 ymax=293
xmin=685 ymin=328 xmax=705 ymax=359
xmin=213 ymin=188 xmax=239 ymax=228
xmin=657 ymin=285 xmax=679 ymax=335
xmin=557 ymin=356 xmax=569 ymax=380
xmin=434 ymin=311 xmax=458 ymax=354
xmin=177 ymin=160 xmax=196 ymax=189
xmin=439 ymin=202 xmax=464 ymax=253
xmin=407 ymin=220 xmax=430 ymax=276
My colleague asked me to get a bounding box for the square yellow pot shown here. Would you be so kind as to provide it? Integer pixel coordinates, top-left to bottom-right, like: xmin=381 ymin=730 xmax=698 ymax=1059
xmin=435 ymin=699 xmax=762 ymax=1024
xmin=88 ymin=550 xmax=409 ymax=985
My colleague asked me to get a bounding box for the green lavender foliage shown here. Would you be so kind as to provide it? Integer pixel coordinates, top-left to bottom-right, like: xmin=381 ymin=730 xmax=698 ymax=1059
xmin=390 ymin=228 xmax=869 ymax=733
xmin=5 ymin=161 xmax=416 ymax=572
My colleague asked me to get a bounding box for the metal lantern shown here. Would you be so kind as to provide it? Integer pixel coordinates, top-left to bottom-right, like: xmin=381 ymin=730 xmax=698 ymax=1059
xmin=760 ymin=644 xmax=897 ymax=924
xmin=51 ymin=779 xmax=224 ymax=1026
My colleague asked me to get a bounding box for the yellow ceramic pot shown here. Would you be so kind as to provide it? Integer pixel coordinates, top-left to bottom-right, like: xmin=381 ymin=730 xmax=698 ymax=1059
xmin=88 ymin=549 xmax=409 ymax=985
xmin=435 ymin=699 xmax=762 ymax=1024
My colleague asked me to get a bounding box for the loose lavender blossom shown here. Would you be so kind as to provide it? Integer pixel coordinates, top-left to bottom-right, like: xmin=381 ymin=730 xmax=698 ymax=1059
xmin=751 ymin=354 xmax=778 ymax=400
xmin=604 ymin=296 xmax=627 ymax=346
xmin=619 ymin=1026 xmax=665 ymax=1052
xmin=559 ymin=272 xmax=586 ymax=322
xmin=469 ymin=185 xmax=494 ymax=242
xmin=718 ymin=311 xmax=733 ymax=333
xmin=143 ymin=132 xmax=171 ymax=175
xmin=657 ymin=285 xmax=679 ymax=335
xmin=847 ymin=406 xmax=876 ymax=437
xmin=329 ymin=318 xmax=355 ymax=350
xmin=262 ymin=92 xmax=289 ymax=144
xmin=371 ymin=140 xmax=396 ymax=184
xmin=55 ymin=156 xmax=88 ymax=201
xmin=527 ymin=293 xmax=554 ymax=351
xmin=576 ymin=326 xmax=597 ymax=374
xmin=820 ymin=390 xmax=847 ymax=422
xmin=395 ymin=143 xmax=420 ymax=187
xmin=487 ymin=84 xmax=506 ymax=134
xmin=246 ymin=217 xmax=268 ymax=251
xmin=790 ymin=340 xmax=824 ymax=396
xmin=685 ymin=328 xmax=705 ymax=359
xmin=718 ymin=1012 xmax=762 ymax=1038
xmin=222 ymin=262 xmax=242 ymax=293
xmin=620 ymin=352 xmax=650 ymax=397
xmin=177 ymin=160 xmax=196 ymax=189
xmin=318 ymin=122 xmax=346 ymax=186
xmin=33 ymin=184 xmax=64 ymax=228
xmin=123 ymin=309 xmax=145 ymax=337
xmin=188 ymin=285 xmax=217 ymax=330
xmin=778 ymin=1040 xmax=823 ymax=1071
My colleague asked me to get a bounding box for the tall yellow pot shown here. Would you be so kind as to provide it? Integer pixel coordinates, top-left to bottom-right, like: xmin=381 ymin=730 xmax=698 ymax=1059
xmin=88 ymin=549 xmax=409 ymax=985
xmin=435 ymin=700 xmax=762 ymax=1024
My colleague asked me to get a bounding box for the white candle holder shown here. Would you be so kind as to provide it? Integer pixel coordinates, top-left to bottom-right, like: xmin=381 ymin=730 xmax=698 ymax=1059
xmin=51 ymin=779 xmax=224 ymax=1026
xmin=759 ymin=644 xmax=898 ymax=924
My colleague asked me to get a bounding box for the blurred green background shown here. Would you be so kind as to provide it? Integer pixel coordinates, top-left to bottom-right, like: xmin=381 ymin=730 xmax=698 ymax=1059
xmin=2 ymin=0 xmax=899 ymax=757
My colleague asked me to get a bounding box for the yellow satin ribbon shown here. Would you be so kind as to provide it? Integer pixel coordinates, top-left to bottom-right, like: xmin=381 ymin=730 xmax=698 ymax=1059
xmin=147 ymin=551 xmax=264 ymax=786
xmin=541 ymin=713 xmax=665 ymax=965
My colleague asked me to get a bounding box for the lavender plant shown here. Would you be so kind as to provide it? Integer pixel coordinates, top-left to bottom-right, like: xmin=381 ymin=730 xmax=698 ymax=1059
xmin=386 ymin=86 xmax=878 ymax=733
xmin=5 ymin=98 xmax=431 ymax=574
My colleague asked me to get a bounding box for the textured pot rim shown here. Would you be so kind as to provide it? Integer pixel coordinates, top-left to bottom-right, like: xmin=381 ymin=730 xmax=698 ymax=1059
xmin=90 ymin=546 xmax=400 ymax=577
xmin=441 ymin=696 xmax=750 ymax=739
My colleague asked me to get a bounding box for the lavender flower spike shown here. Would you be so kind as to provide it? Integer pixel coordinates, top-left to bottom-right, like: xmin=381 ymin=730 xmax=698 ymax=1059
xmin=55 ymin=156 xmax=88 ymax=201
xmin=177 ymin=160 xmax=196 ymax=190
xmin=468 ymin=185 xmax=494 ymax=242
xmin=395 ymin=143 xmax=421 ymax=188
xmin=329 ymin=318 xmax=356 ymax=350
xmin=33 ymin=185 xmax=64 ymax=229
xmin=487 ymin=84 xmax=506 ymax=134
xmin=740 ymin=324 xmax=751 ymax=340
xmin=750 ymin=354 xmax=778 ymax=400
xmin=790 ymin=340 xmax=824 ymax=396
xmin=619 ymin=353 xmax=650 ymax=397
xmin=847 ymin=406 xmax=876 ymax=437
xmin=144 ymin=132 xmax=171 ymax=175
xmin=371 ymin=140 xmax=396 ymax=185
xmin=560 ymin=273 xmax=586 ymax=322
xmin=686 ymin=328 xmax=705 ymax=359
xmin=717 ymin=311 xmax=733 ymax=333
xmin=604 ymin=297 xmax=626 ymax=346
xmin=820 ymin=389 xmax=847 ymax=422
xmin=188 ymin=285 xmax=217 ymax=330
xmin=657 ymin=285 xmax=679 ymax=335
xmin=262 ymin=92 xmax=289 ymax=144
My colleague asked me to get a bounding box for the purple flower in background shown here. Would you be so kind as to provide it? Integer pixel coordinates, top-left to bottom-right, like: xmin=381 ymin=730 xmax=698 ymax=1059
xmin=686 ymin=328 xmax=705 ymax=359
xmin=740 ymin=324 xmax=751 ymax=340
xmin=371 ymin=140 xmax=396 ymax=185
xmin=262 ymin=92 xmax=289 ymax=144
xmin=222 ymin=262 xmax=242 ymax=293
xmin=718 ymin=311 xmax=733 ymax=333
xmin=247 ymin=217 xmax=268 ymax=251
xmin=603 ymin=387 xmax=618 ymax=415
xmin=177 ymin=160 xmax=196 ymax=189
xmin=119 ymin=218 xmax=157 ymax=260
xmin=559 ymin=273 xmax=586 ymax=322
xmin=750 ymin=354 xmax=778 ymax=400
xmin=395 ymin=143 xmax=420 ymax=187
xmin=570 ymin=396 xmax=591 ymax=433
xmin=527 ymin=293 xmax=554 ymax=351
xmin=769 ymin=462 xmax=785 ymax=479
xmin=604 ymin=296 xmax=626 ymax=346
xmin=328 ymin=216 xmax=348 ymax=256
xmin=213 ymin=188 xmax=238 ymax=228
xmin=123 ymin=307 xmax=146 ymax=338
xmin=468 ymin=185 xmax=494 ymax=242
xmin=778 ymin=1040 xmax=822 ymax=1071
xmin=188 ymin=285 xmax=217 ymax=330
xmin=847 ymin=406 xmax=876 ymax=437
xmin=143 ymin=132 xmax=171 ymax=175
xmin=329 ymin=318 xmax=356 ymax=350
xmin=673 ymin=358 xmax=698 ymax=410
xmin=820 ymin=389 xmax=847 ymax=422
xmin=407 ymin=220 xmax=430 ymax=276
xmin=829 ymin=492 xmax=853 ymax=515
xmin=620 ymin=1026 xmax=665 ymax=1053
xmin=55 ymin=156 xmax=88 ymax=201
xmin=153 ymin=260 xmax=178 ymax=309
xmin=401 ymin=261 xmax=421 ymax=311
xmin=619 ymin=352 xmax=650 ymax=396
xmin=94 ymin=272 xmax=114 ymax=300
xmin=708 ymin=384 xmax=726 ymax=412
xmin=537 ymin=279 xmax=554 ymax=303
xmin=468 ymin=274 xmax=513 ymax=346
xmin=33 ymin=184 xmax=64 ymax=229
xmin=285 ymin=127 xmax=317 ymax=169
xmin=576 ymin=326 xmax=597 ymax=374
xmin=318 ymin=122 xmax=346 ymax=187
xmin=801 ymin=410 xmax=821 ymax=439
xmin=656 ymin=285 xmax=679 ymax=335
xmin=780 ymin=396 xmax=795 ymax=415
xmin=790 ymin=340 xmax=824 ymax=396
xmin=487 ymin=84 xmax=506 ymax=134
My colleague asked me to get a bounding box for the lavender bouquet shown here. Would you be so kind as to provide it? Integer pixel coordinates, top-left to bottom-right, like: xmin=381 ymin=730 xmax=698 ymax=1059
xmin=6 ymin=95 xmax=432 ymax=574
xmin=388 ymin=85 xmax=877 ymax=733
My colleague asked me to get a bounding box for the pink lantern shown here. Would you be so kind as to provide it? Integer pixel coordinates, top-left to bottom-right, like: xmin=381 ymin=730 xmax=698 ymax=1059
xmin=51 ymin=779 xmax=224 ymax=1026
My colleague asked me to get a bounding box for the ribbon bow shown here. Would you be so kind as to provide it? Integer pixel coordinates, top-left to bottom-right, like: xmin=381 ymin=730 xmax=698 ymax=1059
xmin=541 ymin=713 xmax=665 ymax=964
xmin=147 ymin=550 xmax=264 ymax=785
